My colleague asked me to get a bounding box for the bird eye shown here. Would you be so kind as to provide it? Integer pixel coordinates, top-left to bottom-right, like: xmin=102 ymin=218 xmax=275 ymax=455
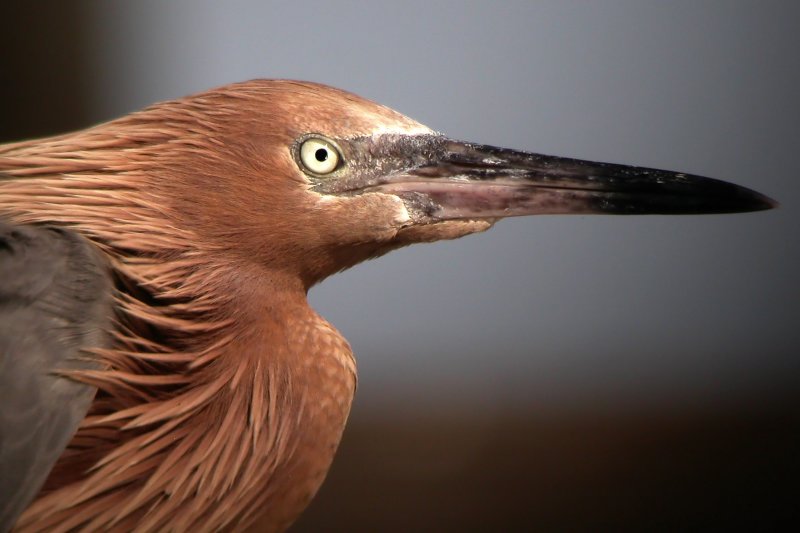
xmin=299 ymin=137 xmax=340 ymax=175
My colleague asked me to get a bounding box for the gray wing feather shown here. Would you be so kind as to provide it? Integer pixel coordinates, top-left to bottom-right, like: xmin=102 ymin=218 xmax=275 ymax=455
xmin=0 ymin=221 xmax=113 ymax=532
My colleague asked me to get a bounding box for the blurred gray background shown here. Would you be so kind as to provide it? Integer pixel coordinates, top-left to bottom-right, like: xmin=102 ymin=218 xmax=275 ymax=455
xmin=3 ymin=1 xmax=798 ymax=530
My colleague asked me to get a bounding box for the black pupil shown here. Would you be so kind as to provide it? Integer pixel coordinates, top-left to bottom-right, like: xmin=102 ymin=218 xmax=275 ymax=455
xmin=314 ymin=148 xmax=328 ymax=162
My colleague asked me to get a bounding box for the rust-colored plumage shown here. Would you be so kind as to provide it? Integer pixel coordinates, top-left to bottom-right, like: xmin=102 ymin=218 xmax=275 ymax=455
xmin=0 ymin=81 xmax=394 ymax=531
xmin=0 ymin=80 xmax=775 ymax=531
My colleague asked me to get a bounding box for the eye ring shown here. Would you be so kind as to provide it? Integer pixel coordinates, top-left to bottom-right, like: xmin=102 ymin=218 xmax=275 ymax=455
xmin=298 ymin=136 xmax=341 ymax=175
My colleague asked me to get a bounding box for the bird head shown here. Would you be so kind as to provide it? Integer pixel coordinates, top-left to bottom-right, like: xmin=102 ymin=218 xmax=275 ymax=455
xmin=148 ymin=80 xmax=773 ymax=288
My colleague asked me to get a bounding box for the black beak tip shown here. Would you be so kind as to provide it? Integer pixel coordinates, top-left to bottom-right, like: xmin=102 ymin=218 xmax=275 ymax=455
xmin=609 ymin=178 xmax=780 ymax=215
xmin=755 ymin=192 xmax=780 ymax=211
xmin=726 ymin=185 xmax=778 ymax=213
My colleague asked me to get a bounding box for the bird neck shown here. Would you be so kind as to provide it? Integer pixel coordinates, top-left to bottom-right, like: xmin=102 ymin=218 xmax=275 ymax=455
xmin=194 ymin=263 xmax=358 ymax=530
xmin=18 ymin=256 xmax=357 ymax=532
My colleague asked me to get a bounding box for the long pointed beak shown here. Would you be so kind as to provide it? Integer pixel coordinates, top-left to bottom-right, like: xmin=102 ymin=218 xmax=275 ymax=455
xmin=369 ymin=138 xmax=777 ymax=221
